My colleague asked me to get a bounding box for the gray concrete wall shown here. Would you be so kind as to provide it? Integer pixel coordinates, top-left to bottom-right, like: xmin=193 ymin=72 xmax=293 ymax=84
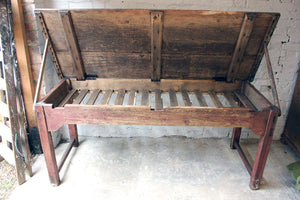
xmin=35 ymin=0 xmax=300 ymax=140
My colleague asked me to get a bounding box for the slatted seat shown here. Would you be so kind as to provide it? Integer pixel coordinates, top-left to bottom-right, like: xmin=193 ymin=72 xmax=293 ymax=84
xmin=34 ymin=9 xmax=280 ymax=190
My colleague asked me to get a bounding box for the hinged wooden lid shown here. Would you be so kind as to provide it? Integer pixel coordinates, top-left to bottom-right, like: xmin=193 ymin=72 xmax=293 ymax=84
xmin=35 ymin=9 xmax=279 ymax=82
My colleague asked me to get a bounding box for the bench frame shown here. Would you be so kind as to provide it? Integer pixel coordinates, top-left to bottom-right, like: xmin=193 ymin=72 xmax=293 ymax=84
xmin=34 ymin=9 xmax=280 ymax=190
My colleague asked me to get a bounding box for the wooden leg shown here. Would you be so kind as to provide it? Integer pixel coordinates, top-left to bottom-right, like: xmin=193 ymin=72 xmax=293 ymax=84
xmin=35 ymin=105 xmax=60 ymax=186
xmin=68 ymin=124 xmax=79 ymax=147
xmin=249 ymin=110 xmax=278 ymax=190
xmin=230 ymin=127 xmax=242 ymax=149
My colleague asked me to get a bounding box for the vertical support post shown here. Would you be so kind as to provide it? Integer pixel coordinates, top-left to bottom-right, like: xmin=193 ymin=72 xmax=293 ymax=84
xmin=249 ymin=110 xmax=278 ymax=190
xmin=68 ymin=124 xmax=79 ymax=147
xmin=151 ymin=11 xmax=163 ymax=81
xmin=230 ymin=127 xmax=242 ymax=149
xmin=35 ymin=104 xmax=60 ymax=186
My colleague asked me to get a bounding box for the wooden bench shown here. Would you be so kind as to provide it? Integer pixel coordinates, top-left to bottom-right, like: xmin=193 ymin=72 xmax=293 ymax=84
xmin=34 ymin=9 xmax=280 ymax=190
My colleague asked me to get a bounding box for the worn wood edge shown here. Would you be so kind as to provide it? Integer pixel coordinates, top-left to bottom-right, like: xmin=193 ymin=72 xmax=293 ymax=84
xmin=249 ymin=13 xmax=280 ymax=81
xmin=151 ymin=11 xmax=163 ymax=81
xmin=227 ymin=13 xmax=255 ymax=82
xmin=59 ymin=10 xmax=86 ymax=80
xmin=70 ymin=78 xmax=242 ymax=91
xmin=35 ymin=11 xmax=64 ymax=79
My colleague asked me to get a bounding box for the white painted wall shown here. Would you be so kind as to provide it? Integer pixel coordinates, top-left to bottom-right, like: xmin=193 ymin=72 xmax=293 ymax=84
xmin=36 ymin=0 xmax=300 ymax=140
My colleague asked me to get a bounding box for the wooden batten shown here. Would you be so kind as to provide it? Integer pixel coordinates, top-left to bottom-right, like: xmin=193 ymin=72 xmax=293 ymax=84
xmin=249 ymin=14 xmax=280 ymax=81
xmin=151 ymin=11 xmax=163 ymax=81
xmin=35 ymin=11 xmax=63 ymax=79
xmin=59 ymin=10 xmax=86 ymax=80
xmin=227 ymin=13 xmax=255 ymax=82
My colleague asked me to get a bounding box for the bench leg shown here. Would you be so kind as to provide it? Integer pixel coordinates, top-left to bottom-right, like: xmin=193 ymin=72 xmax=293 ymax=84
xmin=68 ymin=124 xmax=79 ymax=147
xmin=230 ymin=127 xmax=242 ymax=149
xmin=249 ymin=111 xmax=278 ymax=190
xmin=35 ymin=106 xmax=60 ymax=186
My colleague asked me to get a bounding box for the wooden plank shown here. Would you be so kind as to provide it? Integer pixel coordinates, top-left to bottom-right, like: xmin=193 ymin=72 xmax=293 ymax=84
xmin=181 ymin=90 xmax=192 ymax=106
xmin=249 ymin=14 xmax=280 ymax=81
xmin=208 ymin=91 xmax=223 ymax=108
xmin=60 ymin=10 xmax=86 ymax=80
xmin=234 ymin=91 xmax=257 ymax=111
xmin=194 ymin=91 xmax=208 ymax=107
xmin=0 ymin=78 xmax=6 ymax=90
xmin=227 ymin=13 xmax=255 ymax=82
xmin=40 ymin=79 xmax=69 ymax=107
xmin=58 ymin=138 xmax=75 ymax=172
xmin=2 ymin=0 xmax=31 ymax=183
xmin=0 ymin=101 xmax=9 ymax=118
xmin=224 ymin=92 xmax=238 ymax=107
xmin=0 ymin=144 xmax=14 ymax=165
xmin=0 ymin=122 xmax=12 ymax=143
xmin=264 ymin=45 xmax=281 ymax=115
xmin=33 ymin=39 xmax=49 ymax=110
xmin=71 ymin=78 xmax=242 ymax=92
xmin=48 ymin=105 xmax=257 ymax=133
xmin=86 ymin=89 xmax=100 ymax=105
xmin=11 ymin=0 xmax=37 ymax=128
xmin=168 ymin=90 xmax=178 ymax=107
xmin=155 ymin=89 xmax=163 ymax=110
xmin=162 ymin=54 xmax=231 ymax=80
xmin=141 ymin=90 xmax=149 ymax=106
xmin=151 ymin=11 xmax=163 ymax=81
xmin=73 ymin=89 xmax=88 ymax=104
xmin=244 ymin=82 xmax=272 ymax=111
xmin=35 ymin=11 xmax=64 ymax=79
xmin=100 ymin=90 xmax=112 ymax=105
xmin=128 ymin=90 xmax=136 ymax=105
xmin=58 ymin=89 xmax=77 ymax=107
xmin=115 ymin=89 xmax=125 ymax=105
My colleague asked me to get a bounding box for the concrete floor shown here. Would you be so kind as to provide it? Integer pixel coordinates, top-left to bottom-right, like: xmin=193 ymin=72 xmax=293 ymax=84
xmin=7 ymin=137 xmax=300 ymax=200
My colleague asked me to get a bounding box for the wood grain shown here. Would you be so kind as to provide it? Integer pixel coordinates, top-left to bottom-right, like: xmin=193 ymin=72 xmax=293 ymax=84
xmin=151 ymin=11 xmax=163 ymax=81
xmin=60 ymin=10 xmax=86 ymax=80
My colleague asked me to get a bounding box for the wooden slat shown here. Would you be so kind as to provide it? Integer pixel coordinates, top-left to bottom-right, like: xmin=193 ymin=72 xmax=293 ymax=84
xmin=33 ymin=38 xmax=49 ymax=110
xmin=0 ymin=144 xmax=14 ymax=165
xmin=155 ymin=89 xmax=163 ymax=110
xmin=128 ymin=90 xmax=136 ymax=105
xmin=169 ymin=90 xmax=178 ymax=107
xmin=249 ymin=14 xmax=280 ymax=81
xmin=60 ymin=10 xmax=86 ymax=80
xmin=0 ymin=122 xmax=12 ymax=143
xmin=227 ymin=13 xmax=255 ymax=82
xmin=73 ymin=89 xmax=88 ymax=104
xmin=151 ymin=11 xmax=163 ymax=81
xmin=224 ymin=92 xmax=238 ymax=107
xmin=181 ymin=90 xmax=192 ymax=106
xmin=0 ymin=78 xmax=6 ymax=90
xmin=264 ymin=45 xmax=281 ymax=115
xmin=86 ymin=89 xmax=100 ymax=105
xmin=234 ymin=91 xmax=256 ymax=111
xmin=141 ymin=90 xmax=149 ymax=106
xmin=35 ymin=11 xmax=63 ymax=79
xmin=100 ymin=90 xmax=112 ymax=105
xmin=194 ymin=91 xmax=208 ymax=107
xmin=58 ymin=89 xmax=77 ymax=107
xmin=71 ymin=78 xmax=241 ymax=92
xmin=11 ymin=0 xmax=37 ymax=128
xmin=0 ymin=101 xmax=9 ymax=118
xmin=58 ymin=138 xmax=75 ymax=172
xmin=115 ymin=89 xmax=125 ymax=105
xmin=208 ymin=91 xmax=223 ymax=108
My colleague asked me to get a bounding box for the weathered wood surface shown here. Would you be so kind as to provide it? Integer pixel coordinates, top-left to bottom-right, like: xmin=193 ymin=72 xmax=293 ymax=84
xmin=60 ymin=11 xmax=86 ymax=80
xmin=36 ymin=9 xmax=279 ymax=81
xmin=70 ymin=78 xmax=241 ymax=91
xmin=151 ymin=11 xmax=163 ymax=81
